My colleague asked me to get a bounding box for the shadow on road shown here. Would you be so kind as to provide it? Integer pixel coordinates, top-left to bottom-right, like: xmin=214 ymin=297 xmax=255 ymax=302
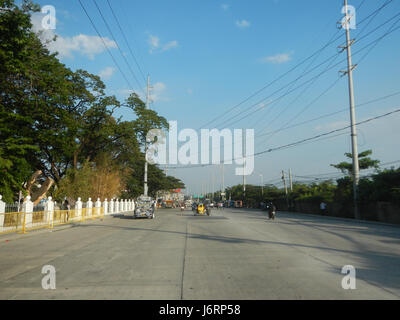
xmin=74 ymin=219 xmax=400 ymax=294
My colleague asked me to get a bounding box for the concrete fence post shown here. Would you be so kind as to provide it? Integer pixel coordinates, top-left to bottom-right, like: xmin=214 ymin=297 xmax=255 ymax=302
xmin=109 ymin=198 xmax=114 ymax=214
xmin=124 ymin=199 xmax=127 ymax=212
xmin=115 ymin=199 xmax=119 ymax=213
xmin=103 ymin=198 xmax=108 ymax=215
xmin=87 ymin=198 xmax=93 ymax=217
xmin=76 ymin=197 xmax=82 ymax=219
xmin=23 ymin=196 xmax=33 ymax=230
xmin=95 ymin=198 xmax=101 ymax=216
xmin=0 ymin=195 xmax=5 ymax=231
xmin=45 ymin=196 xmax=54 ymax=226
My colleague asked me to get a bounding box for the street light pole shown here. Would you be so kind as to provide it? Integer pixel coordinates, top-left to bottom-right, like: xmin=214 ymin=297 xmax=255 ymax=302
xmin=144 ymin=75 xmax=150 ymax=196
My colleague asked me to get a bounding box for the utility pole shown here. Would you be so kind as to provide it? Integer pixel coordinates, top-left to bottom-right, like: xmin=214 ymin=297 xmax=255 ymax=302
xmin=282 ymin=170 xmax=289 ymax=210
xmin=342 ymin=0 xmax=360 ymax=219
xmin=288 ymin=168 xmax=293 ymax=211
xmin=221 ymin=163 xmax=225 ymax=201
xmin=144 ymin=75 xmax=150 ymax=196
xmin=242 ymin=129 xmax=246 ymax=206
xmin=212 ymin=169 xmax=215 ymax=202
xmin=260 ymin=174 xmax=264 ymax=198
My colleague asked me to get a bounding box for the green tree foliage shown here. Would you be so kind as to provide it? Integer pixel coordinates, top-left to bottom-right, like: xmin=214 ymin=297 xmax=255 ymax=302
xmin=0 ymin=0 xmax=182 ymax=202
xmin=330 ymin=150 xmax=380 ymax=176
xmin=359 ymin=167 xmax=400 ymax=204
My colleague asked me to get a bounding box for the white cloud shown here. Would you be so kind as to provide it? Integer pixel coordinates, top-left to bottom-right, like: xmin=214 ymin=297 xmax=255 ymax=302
xmin=236 ymin=20 xmax=250 ymax=28
xmin=162 ymin=40 xmax=178 ymax=51
xmin=315 ymin=120 xmax=349 ymax=132
xmin=221 ymin=4 xmax=229 ymax=11
xmin=148 ymin=35 xmax=160 ymax=53
xmin=261 ymin=53 xmax=292 ymax=64
xmin=99 ymin=67 xmax=116 ymax=80
xmin=148 ymin=34 xmax=178 ymax=54
xmin=150 ymin=82 xmax=168 ymax=102
xmin=31 ymin=14 xmax=117 ymax=59
xmin=119 ymin=89 xmax=135 ymax=96
xmin=51 ymin=34 xmax=117 ymax=59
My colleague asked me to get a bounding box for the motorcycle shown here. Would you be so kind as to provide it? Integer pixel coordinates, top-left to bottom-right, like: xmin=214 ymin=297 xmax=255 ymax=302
xmin=268 ymin=210 xmax=276 ymax=220
xmin=267 ymin=203 xmax=276 ymax=220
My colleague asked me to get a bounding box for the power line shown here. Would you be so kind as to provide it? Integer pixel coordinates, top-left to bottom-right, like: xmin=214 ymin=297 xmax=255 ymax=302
xmin=254 ymin=107 xmax=400 ymax=157
xmin=78 ymin=0 xmax=135 ymax=91
xmin=257 ymin=67 xmax=342 ymax=145
xmin=294 ymin=160 xmax=400 ymax=181
xmin=165 ymin=106 xmax=400 ymax=170
xmin=256 ymin=0 xmax=397 ymax=143
xmin=197 ymin=0 xmax=396 ymax=131
xmin=105 ymin=0 xmax=147 ymax=84
xmin=196 ymin=32 xmax=344 ymax=130
xmin=250 ymin=41 xmax=342 ymax=132
xmin=222 ymin=14 xmax=400 ymax=132
xmin=256 ymin=90 xmax=400 ymax=139
xmin=92 ymin=0 xmax=145 ymax=95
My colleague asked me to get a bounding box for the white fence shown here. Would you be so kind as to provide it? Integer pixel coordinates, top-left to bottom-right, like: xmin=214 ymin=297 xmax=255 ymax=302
xmin=0 ymin=195 xmax=135 ymax=234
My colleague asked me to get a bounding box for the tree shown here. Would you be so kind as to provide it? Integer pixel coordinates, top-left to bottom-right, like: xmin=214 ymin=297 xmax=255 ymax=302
xmin=331 ymin=150 xmax=380 ymax=176
xmin=0 ymin=0 xmax=183 ymax=202
xmin=0 ymin=0 xmax=41 ymax=201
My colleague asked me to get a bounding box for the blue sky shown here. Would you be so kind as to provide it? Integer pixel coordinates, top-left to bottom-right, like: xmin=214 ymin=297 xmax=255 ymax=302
xmin=30 ymin=0 xmax=400 ymax=195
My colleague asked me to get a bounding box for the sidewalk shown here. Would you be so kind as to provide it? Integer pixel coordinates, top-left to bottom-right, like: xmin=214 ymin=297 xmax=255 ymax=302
xmin=0 ymin=217 xmax=109 ymax=243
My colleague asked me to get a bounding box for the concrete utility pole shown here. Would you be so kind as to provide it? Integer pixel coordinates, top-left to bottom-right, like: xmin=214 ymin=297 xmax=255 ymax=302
xmin=221 ymin=163 xmax=225 ymax=201
xmin=243 ymin=129 xmax=246 ymax=204
xmin=282 ymin=171 xmax=288 ymax=195
xmin=260 ymin=174 xmax=264 ymax=197
xmin=282 ymin=170 xmax=289 ymax=209
xmin=144 ymin=75 xmax=150 ymax=196
xmin=289 ymin=168 xmax=293 ymax=192
xmin=343 ymin=0 xmax=360 ymax=219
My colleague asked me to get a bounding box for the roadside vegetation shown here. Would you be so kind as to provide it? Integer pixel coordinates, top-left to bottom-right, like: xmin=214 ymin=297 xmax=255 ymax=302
xmin=0 ymin=0 xmax=184 ymax=204
xmin=211 ymin=150 xmax=400 ymax=210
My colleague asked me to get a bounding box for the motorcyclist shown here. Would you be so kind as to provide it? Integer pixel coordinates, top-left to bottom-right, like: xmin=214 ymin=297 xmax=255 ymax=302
xmin=268 ymin=202 xmax=276 ymax=220
xmin=205 ymin=203 xmax=211 ymax=216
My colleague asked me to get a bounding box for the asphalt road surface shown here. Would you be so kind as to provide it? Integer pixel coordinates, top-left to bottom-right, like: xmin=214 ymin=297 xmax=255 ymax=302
xmin=0 ymin=208 xmax=399 ymax=299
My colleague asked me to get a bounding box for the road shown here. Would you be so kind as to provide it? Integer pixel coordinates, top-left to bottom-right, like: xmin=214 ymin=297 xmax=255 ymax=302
xmin=0 ymin=208 xmax=399 ymax=299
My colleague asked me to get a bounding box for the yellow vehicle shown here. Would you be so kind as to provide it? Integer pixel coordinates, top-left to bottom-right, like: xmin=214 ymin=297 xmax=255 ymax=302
xmin=195 ymin=203 xmax=210 ymax=216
